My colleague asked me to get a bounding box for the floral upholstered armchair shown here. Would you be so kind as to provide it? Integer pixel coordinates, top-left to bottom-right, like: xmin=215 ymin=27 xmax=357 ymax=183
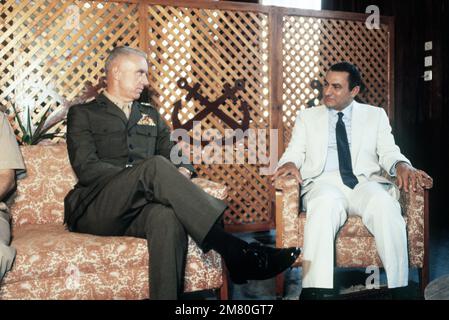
xmin=274 ymin=173 xmax=432 ymax=297
xmin=0 ymin=144 xmax=228 ymax=299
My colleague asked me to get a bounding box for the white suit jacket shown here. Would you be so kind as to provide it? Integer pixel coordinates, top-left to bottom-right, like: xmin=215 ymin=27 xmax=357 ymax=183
xmin=278 ymin=101 xmax=411 ymax=197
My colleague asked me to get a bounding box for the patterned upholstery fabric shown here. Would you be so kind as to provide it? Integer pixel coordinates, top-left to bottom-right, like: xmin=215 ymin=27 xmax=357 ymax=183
xmin=275 ymin=175 xmax=431 ymax=268
xmin=1 ymin=144 xmax=227 ymax=299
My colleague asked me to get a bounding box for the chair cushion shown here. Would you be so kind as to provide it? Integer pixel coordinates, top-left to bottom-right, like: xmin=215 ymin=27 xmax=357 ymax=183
xmin=296 ymin=213 xmax=373 ymax=243
xmin=336 ymin=237 xmax=381 ymax=267
xmin=10 ymin=145 xmax=76 ymax=226
xmin=338 ymin=216 xmax=374 ymax=238
xmin=293 ymin=213 xmax=382 ymax=267
xmin=1 ymin=224 xmax=222 ymax=299
xmin=296 ymin=212 xmax=414 ymax=267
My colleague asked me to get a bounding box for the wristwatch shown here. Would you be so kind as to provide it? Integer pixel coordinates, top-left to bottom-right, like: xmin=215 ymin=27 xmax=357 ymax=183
xmin=179 ymin=167 xmax=192 ymax=177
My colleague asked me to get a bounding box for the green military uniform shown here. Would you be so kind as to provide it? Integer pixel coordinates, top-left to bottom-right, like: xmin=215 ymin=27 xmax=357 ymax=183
xmin=64 ymin=93 xmax=226 ymax=299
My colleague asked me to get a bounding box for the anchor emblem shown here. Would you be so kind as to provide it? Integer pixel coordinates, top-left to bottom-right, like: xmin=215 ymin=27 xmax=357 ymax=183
xmin=172 ymin=78 xmax=250 ymax=146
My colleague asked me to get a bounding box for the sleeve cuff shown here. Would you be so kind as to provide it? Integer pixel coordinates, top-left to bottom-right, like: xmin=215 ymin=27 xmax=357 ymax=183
xmin=389 ymin=160 xmax=409 ymax=176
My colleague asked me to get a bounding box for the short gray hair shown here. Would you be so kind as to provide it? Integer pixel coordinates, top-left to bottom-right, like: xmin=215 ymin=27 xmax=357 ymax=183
xmin=105 ymin=46 xmax=147 ymax=74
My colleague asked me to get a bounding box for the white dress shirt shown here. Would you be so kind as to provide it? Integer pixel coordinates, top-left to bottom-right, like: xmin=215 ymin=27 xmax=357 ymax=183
xmin=103 ymin=91 xmax=133 ymax=119
xmin=323 ymin=102 xmax=353 ymax=173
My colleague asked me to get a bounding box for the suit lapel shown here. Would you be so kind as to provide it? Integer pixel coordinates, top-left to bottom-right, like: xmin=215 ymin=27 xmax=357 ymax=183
xmin=98 ymin=93 xmax=128 ymax=125
xmin=316 ymin=106 xmax=329 ymax=162
xmin=350 ymin=101 xmax=366 ymax=168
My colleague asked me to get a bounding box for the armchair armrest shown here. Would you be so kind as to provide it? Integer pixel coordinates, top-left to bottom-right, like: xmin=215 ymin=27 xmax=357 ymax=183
xmin=384 ymin=174 xmax=432 ymax=268
xmin=191 ymin=178 xmax=227 ymax=201
xmin=383 ymin=174 xmax=432 ymax=223
xmin=274 ymin=176 xmax=301 ymax=249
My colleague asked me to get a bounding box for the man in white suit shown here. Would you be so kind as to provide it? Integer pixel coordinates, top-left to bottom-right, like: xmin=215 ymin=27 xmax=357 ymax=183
xmin=273 ymin=62 xmax=432 ymax=299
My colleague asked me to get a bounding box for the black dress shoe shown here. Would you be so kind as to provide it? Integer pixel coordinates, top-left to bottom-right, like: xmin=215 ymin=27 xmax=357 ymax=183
xmin=226 ymin=243 xmax=301 ymax=284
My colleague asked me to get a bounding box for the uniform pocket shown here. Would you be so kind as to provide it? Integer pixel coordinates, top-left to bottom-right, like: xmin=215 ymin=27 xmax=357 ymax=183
xmin=135 ymin=125 xmax=157 ymax=136
xmin=134 ymin=125 xmax=158 ymax=156
xmin=92 ymin=128 xmax=126 ymax=158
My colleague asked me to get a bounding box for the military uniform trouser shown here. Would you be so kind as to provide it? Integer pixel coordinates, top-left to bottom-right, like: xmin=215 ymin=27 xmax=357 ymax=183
xmin=74 ymin=156 xmax=226 ymax=299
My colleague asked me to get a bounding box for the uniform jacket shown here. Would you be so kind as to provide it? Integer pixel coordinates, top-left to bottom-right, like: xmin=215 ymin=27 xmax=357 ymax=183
xmin=64 ymin=93 xmax=194 ymax=228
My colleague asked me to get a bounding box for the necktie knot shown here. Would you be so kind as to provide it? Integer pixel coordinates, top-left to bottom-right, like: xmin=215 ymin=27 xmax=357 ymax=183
xmin=337 ymin=112 xmax=344 ymax=120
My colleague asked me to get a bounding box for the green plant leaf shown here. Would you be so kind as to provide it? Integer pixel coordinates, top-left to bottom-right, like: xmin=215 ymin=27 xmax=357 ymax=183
xmin=32 ymin=105 xmax=52 ymax=140
xmin=22 ymin=133 xmax=31 ymax=145
xmin=11 ymin=104 xmax=28 ymax=145
xmin=32 ymin=133 xmax=61 ymax=145
xmin=26 ymin=108 xmax=33 ymax=141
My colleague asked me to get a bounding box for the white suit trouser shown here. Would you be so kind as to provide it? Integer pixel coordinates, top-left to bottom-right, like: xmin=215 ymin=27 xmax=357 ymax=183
xmin=301 ymin=171 xmax=408 ymax=289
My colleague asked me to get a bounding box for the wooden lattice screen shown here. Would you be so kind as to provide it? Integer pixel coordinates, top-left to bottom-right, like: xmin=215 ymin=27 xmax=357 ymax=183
xmin=0 ymin=0 xmax=393 ymax=232
xmin=145 ymin=4 xmax=271 ymax=230
xmin=0 ymin=0 xmax=140 ymax=140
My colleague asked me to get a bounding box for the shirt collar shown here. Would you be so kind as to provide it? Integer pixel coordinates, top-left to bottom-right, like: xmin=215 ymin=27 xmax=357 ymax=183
xmin=103 ymin=91 xmax=133 ymax=110
xmin=328 ymin=100 xmax=354 ymax=118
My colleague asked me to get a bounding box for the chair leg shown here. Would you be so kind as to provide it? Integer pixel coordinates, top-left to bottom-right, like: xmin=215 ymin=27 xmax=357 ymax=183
xmin=418 ymin=266 xmax=429 ymax=296
xmin=275 ymin=273 xmax=285 ymax=299
xmin=219 ymin=260 xmax=229 ymax=300
xmin=420 ymin=188 xmax=430 ymax=295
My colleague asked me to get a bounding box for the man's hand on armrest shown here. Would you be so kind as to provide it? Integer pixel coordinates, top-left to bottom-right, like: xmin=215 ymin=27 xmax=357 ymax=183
xmin=271 ymin=162 xmax=303 ymax=185
xmin=395 ymin=162 xmax=433 ymax=193
xmin=178 ymin=167 xmax=192 ymax=179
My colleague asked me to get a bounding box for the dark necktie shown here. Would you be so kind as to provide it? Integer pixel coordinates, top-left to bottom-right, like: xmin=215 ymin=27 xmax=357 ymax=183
xmin=336 ymin=112 xmax=358 ymax=189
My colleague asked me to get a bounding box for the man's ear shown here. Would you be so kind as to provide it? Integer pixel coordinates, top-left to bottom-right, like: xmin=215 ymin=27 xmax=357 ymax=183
xmin=350 ymin=85 xmax=360 ymax=98
xmin=111 ymin=65 xmax=120 ymax=81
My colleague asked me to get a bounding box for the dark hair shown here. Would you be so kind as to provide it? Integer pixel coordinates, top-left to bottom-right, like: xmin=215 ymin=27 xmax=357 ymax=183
xmin=329 ymin=62 xmax=363 ymax=91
